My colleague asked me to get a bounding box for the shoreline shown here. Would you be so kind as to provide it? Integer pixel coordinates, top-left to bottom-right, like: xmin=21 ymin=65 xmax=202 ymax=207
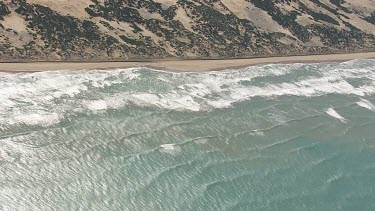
xmin=0 ymin=52 xmax=374 ymax=73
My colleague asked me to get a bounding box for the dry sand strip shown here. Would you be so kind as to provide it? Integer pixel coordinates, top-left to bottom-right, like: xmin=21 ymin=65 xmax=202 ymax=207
xmin=0 ymin=52 xmax=374 ymax=73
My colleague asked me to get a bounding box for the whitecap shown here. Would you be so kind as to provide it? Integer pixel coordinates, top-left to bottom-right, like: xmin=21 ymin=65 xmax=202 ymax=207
xmin=160 ymin=144 xmax=175 ymax=150
xmin=325 ymin=108 xmax=348 ymax=123
xmin=131 ymin=93 xmax=201 ymax=111
xmin=86 ymin=100 xmax=108 ymax=111
xmin=1 ymin=60 xmax=375 ymax=129
xmin=159 ymin=144 xmax=181 ymax=155
xmin=195 ymin=139 xmax=209 ymax=144
xmin=251 ymin=130 xmax=265 ymax=136
xmin=12 ymin=113 xmax=60 ymax=126
xmin=356 ymin=98 xmax=375 ymax=111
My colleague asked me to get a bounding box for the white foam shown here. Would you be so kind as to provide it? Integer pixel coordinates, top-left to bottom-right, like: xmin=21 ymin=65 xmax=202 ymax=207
xmin=0 ymin=68 xmax=141 ymax=127
xmin=356 ymin=98 xmax=375 ymax=111
xmin=160 ymin=144 xmax=175 ymax=150
xmin=1 ymin=60 xmax=375 ymax=128
xmin=195 ymin=139 xmax=209 ymax=144
xmin=326 ymin=108 xmax=348 ymax=123
xmin=159 ymin=144 xmax=181 ymax=155
xmin=132 ymin=93 xmax=160 ymax=103
xmin=251 ymin=130 xmax=265 ymax=136
xmin=131 ymin=93 xmax=201 ymax=111
xmin=87 ymin=100 xmax=108 ymax=111
xmin=12 ymin=113 xmax=60 ymax=126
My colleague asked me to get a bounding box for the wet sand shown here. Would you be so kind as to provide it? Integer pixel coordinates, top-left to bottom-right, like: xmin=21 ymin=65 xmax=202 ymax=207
xmin=1 ymin=52 xmax=374 ymax=73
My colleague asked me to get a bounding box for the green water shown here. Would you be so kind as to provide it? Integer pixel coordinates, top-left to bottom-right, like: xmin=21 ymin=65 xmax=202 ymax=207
xmin=0 ymin=60 xmax=375 ymax=210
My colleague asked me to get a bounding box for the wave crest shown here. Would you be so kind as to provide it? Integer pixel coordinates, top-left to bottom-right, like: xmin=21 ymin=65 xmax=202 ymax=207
xmin=0 ymin=59 xmax=374 ymax=128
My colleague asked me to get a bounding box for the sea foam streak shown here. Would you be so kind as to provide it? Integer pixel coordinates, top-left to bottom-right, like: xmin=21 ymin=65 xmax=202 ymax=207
xmin=0 ymin=59 xmax=374 ymax=128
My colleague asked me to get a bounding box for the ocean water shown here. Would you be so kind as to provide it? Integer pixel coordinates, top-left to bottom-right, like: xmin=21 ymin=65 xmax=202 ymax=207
xmin=0 ymin=59 xmax=375 ymax=211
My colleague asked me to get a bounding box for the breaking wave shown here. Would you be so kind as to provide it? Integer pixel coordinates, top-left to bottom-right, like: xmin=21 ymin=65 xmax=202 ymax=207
xmin=1 ymin=59 xmax=375 ymax=211
xmin=0 ymin=59 xmax=374 ymax=128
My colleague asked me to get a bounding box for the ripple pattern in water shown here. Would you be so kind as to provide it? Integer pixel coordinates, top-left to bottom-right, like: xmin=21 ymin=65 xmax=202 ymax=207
xmin=1 ymin=60 xmax=375 ymax=210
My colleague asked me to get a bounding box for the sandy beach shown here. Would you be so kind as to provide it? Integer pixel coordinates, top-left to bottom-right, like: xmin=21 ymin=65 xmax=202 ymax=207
xmin=1 ymin=52 xmax=374 ymax=73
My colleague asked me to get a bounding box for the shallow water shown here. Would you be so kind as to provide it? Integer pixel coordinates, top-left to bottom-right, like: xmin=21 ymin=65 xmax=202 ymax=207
xmin=1 ymin=59 xmax=375 ymax=210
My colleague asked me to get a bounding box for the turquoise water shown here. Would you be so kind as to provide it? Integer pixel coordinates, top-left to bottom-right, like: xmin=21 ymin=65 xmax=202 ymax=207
xmin=0 ymin=60 xmax=375 ymax=210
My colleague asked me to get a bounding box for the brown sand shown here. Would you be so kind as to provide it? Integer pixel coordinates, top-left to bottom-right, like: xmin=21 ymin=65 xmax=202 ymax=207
xmin=0 ymin=52 xmax=374 ymax=73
